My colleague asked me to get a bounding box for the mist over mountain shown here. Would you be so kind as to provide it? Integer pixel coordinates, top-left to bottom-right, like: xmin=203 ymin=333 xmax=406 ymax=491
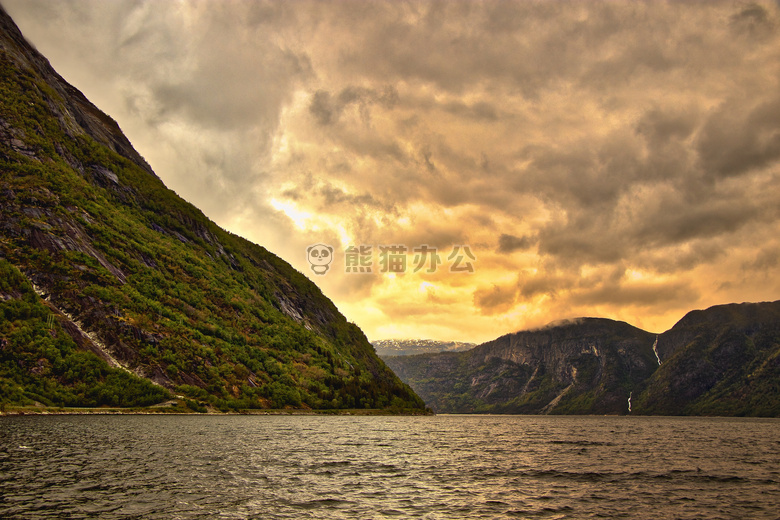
xmin=386 ymin=301 xmax=780 ymax=416
xmin=0 ymin=6 xmax=424 ymax=412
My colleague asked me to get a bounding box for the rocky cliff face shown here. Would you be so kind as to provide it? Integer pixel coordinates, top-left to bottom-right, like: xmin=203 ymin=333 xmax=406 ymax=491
xmin=387 ymin=318 xmax=658 ymax=415
xmin=387 ymin=302 xmax=780 ymax=416
xmin=0 ymin=6 xmax=153 ymax=178
xmin=0 ymin=6 xmax=424 ymax=412
xmin=475 ymin=318 xmax=657 ymax=384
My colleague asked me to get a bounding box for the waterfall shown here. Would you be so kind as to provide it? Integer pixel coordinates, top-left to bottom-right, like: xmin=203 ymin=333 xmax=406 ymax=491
xmin=652 ymin=336 xmax=661 ymax=365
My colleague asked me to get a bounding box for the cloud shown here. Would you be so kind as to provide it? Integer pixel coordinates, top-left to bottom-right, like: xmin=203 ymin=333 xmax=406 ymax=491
xmin=497 ymin=234 xmax=536 ymax=254
xmin=743 ymin=243 xmax=780 ymax=271
xmin=697 ymin=95 xmax=780 ymax=179
xmin=519 ymin=270 xmax=574 ymax=299
xmin=570 ymin=278 xmax=697 ymax=309
xmin=309 ymin=90 xmax=337 ymax=126
xmin=474 ymin=283 xmax=518 ymax=316
xmin=636 ymin=105 xmax=700 ymax=151
xmin=729 ymin=3 xmax=775 ymax=38
xmin=5 ymin=0 xmax=780 ymax=343
xmin=309 ymin=86 xmax=398 ymax=126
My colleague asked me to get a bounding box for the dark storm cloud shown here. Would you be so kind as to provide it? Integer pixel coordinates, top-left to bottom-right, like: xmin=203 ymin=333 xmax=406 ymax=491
xmin=519 ymin=140 xmax=631 ymax=209
xmin=634 ymin=198 xmax=765 ymax=246
xmin=6 ymin=0 xmax=780 ymax=341
xmin=442 ymin=100 xmax=500 ymax=121
xmin=514 ymin=263 xmax=703 ymax=314
xmin=729 ymin=3 xmax=775 ymax=38
xmin=151 ymin=46 xmax=312 ymax=131
xmin=531 ymin=177 xmax=774 ymax=271
xmin=309 ymin=90 xmax=337 ymax=126
xmin=570 ymin=279 xmax=697 ymax=308
xmin=473 ymin=283 xmax=517 ymax=315
xmin=697 ymin=96 xmax=780 ymax=179
xmin=745 ymin=244 xmax=780 ymax=271
xmin=309 ymin=86 xmax=399 ymax=126
xmin=636 ymin=106 xmax=700 ymax=151
xmin=519 ymin=272 xmax=572 ymax=299
xmin=334 ymin=1 xmax=726 ymax=97
xmin=284 ymin=180 xmax=396 ymax=216
xmin=497 ymin=234 xmax=536 ymax=254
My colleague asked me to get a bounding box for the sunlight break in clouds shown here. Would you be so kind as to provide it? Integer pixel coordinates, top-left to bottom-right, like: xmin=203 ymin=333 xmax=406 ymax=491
xmin=5 ymin=0 xmax=780 ymax=343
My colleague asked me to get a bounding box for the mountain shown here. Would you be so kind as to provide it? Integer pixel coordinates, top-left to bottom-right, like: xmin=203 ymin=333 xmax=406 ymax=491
xmin=0 ymin=6 xmax=425 ymax=413
xmin=635 ymin=301 xmax=780 ymax=416
xmin=385 ymin=318 xmax=658 ymax=415
xmin=373 ymin=339 xmax=476 ymax=358
xmin=385 ymin=301 xmax=780 ymax=416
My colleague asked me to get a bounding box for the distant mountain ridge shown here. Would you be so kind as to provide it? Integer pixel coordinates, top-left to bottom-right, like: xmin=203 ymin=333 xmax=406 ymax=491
xmin=0 ymin=6 xmax=424 ymax=412
xmin=373 ymin=339 xmax=475 ymax=358
xmin=385 ymin=301 xmax=780 ymax=416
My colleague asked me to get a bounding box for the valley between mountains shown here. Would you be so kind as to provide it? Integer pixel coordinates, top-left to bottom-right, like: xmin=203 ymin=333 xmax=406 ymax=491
xmin=1 ymin=5 xmax=778 ymax=417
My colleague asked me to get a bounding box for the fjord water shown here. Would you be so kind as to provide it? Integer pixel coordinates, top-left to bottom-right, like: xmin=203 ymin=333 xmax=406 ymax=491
xmin=1 ymin=415 xmax=778 ymax=519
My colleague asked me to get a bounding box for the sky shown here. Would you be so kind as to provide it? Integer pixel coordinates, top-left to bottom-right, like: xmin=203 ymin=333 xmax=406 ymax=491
xmin=4 ymin=0 xmax=780 ymax=344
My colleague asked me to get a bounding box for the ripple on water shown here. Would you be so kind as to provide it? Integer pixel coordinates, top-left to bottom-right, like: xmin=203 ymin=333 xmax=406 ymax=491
xmin=1 ymin=415 xmax=779 ymax=519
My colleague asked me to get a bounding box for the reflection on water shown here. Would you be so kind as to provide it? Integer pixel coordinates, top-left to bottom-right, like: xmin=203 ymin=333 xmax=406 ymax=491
xmin=1 ymin=414 xmax=779 ymax=519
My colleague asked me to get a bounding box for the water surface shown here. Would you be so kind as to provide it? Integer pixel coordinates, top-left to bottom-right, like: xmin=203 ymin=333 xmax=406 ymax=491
xmin=1 ymin=414 xmax=778 ymax=519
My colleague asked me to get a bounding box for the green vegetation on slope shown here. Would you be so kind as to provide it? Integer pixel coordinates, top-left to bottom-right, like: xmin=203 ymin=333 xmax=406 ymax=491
xmin=633 ymin=303 xmax=780 ymax=417
xmin=0 ymin=259 xmax=169 ymax=409
xmin=0 ymin=30 xmax=423 ymax=413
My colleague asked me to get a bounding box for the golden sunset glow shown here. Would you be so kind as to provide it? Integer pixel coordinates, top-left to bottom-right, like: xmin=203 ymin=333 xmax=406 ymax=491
xmin=6 ymin=0 xmax=780 ymax=343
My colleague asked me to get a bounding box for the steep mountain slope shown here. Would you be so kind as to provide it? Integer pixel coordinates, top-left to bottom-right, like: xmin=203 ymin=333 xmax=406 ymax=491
xmin=636 ymin=301 xmax=780 ymax=416
xmin=386 ymin=318 xmax=658 ymax=414
xmin=0 ymin=6 xmax=424 ymax=412
xmin=387 ymin=301 xmax=780 ymax=416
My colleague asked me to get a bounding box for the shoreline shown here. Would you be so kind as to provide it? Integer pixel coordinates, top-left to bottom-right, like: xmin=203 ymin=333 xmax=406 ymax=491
xmin=0 ymin=405 xmax=434 ymax=417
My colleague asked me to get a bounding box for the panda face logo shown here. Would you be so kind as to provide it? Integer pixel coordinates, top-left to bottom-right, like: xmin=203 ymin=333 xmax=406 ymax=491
xmin=307 ymin=244 xmax=333 ymax=275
